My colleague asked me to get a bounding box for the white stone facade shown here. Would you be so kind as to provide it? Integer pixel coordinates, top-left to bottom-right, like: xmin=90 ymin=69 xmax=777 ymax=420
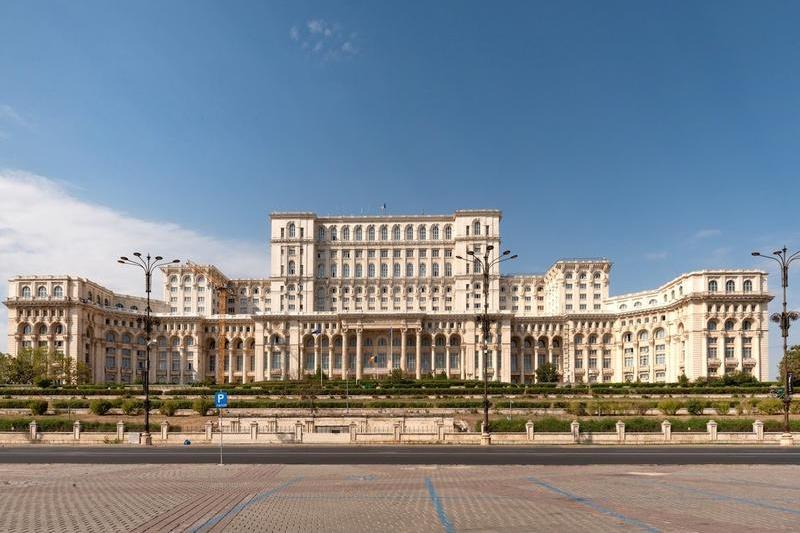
xmin=4 ymin=210 xmax=772 ymax=384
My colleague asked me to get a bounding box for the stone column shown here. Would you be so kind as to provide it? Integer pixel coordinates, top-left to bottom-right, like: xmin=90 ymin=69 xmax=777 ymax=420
xmin=250 ymin=421 xmax=259 ymax=440
xmin=73 ymin=421 xmax=81 ymax=441
xmin=525 ymin=420 xmax=534 ymax=441
xmin=661 ymin=420 xmax=672 ymax=442
xmin=616 ymin=420 xmax=625 ymax=443
xmin=571 ymin=420 xmax=580 ymax=443
xmin=340 ymin=334 xmax=347 ymax=380
xmin=179 ymin=348 xmax=186 ymax=385
xmin=460 ymin=345 xmax=466 ymax=379
xmin=707 ymin=420 xmax=718 ymax=441
xmin=327 ymin=340 xmax=334 ymax=378
xmin=400 ymin=329 xmax=407 ymax=373
xmin=445 ymin=347 xmax=451 ymax=377
xmin=204 ymin=420 xmax=213 ymax=441
xmin=266 ymin=346 xmax=272 ymax=381
xmin=415 ymin=330 xmax=422 ymax=379
xmin=116 ymin=421 xmax=125 ymax=441
xmin=227 ymin=347 xmax=234 ymax=384
xmin=753 ymin=420 xmax=764 ymax=441
xmin=295 ymin=421 xmax=304 ymax=443
xmin=30 ymin=420 xmax=38 ymax=440
xmin=241 ymin=346 xmax=249 ymax=384
xmin=314 ymin=338 xmax=320 ymax=376
xmin=160 ymin=420 xmax=169 ymax=441
xmin=255 ymin=332 xmax=265 ymax=383
xmin=356 ymin=329 xmax=363 ymax=380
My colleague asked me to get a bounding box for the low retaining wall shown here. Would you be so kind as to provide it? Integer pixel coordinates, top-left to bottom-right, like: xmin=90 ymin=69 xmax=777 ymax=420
xmin=3 ymin=418 xmax=797 ymax=446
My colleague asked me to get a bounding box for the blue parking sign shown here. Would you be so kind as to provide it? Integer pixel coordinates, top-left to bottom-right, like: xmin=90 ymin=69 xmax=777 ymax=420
xmin=214 ymin=391 xmax=228 ymax=408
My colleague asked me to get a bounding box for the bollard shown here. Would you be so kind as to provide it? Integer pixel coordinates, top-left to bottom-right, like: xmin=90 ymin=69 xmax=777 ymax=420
xmin=250 ymin=421 xmax=259 ymax=441
xmin=525 ymin=420 xmax=534 ymax=441
xmin=116 ymin=421 xmax=125 ymax=442
xmin=661 ymin=420 xmax=672 ymax=442
xmin=73 ymin=421 xmax=81 ymax=441
xmin=29 ymin=420 xmax=37 ymax=441
xmin=571 ymin=420 xmax=580 ymax=443
xmin=295 ymin=421 xmax=304 ymax=443
xmin=204 ymin=420 xmax=213 ymax=441
xmin=480 ymin=421 xmax=491 ymax=446
xmin=707 ymin=420 xmax=718 ymax=441
xmin=753 ymin=420 xmax=764 ymax=441
xmin=616 ymin=420 xmax=626 ymax=444
xmin=160 ymin=420 xmax=169 ymax=441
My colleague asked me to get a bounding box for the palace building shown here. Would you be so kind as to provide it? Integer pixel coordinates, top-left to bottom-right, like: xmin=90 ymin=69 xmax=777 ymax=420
xmin=4 ymin=210 xmax=773 ymax=384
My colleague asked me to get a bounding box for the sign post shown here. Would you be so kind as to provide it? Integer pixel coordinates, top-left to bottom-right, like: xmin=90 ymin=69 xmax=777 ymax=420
xmin=214 ymin=391 xmax=228 ymax=465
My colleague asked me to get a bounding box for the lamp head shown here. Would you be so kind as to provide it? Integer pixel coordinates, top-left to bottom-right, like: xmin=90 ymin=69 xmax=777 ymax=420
xmin=774 ymin=250 xmax=783 ymax=256
xmin=172 ymin=259 xmax=180 ymax=263
xmin=455 ymin=255 xmax=464 ymax=260
xmin=120 ymin=256 xmax=128 ymax=261
xmin=117 ymin=260 xmax=125 ymax=264
xmin=155 ymin=256 xmax=163 ymax=261
xmin=509 ymin=254 xmax=518 ymax=260
xmin=487 ymin=245 xmax=494 ymax=251
xmin=502 ymin=250 xmax=510 ymax=256
xmin=133 ymin=252 xmax=141 ymax=257
xmin=467 ymin=250 xmax=475 ymax=256
xmin=751 ymin=252 xmax=760 ymax=256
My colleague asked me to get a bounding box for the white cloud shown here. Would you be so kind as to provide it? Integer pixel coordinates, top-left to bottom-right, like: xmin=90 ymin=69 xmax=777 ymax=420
xmin=290 ymin=19 xmax=359 ymax=60
xmin=692 ymin=228 xmax=721 ymax=240
xmin=0 ymin=170 xmax=268 ymax=352
xmin=644 ymin=251 xmax=668 ymax=261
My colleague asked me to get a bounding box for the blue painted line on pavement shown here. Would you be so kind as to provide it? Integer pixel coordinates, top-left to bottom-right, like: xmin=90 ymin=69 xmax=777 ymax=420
xmin=191 ymin=477 xmax=302 ymax=533
xmin=527 ymin=476 xmax=660 ymax=533
xmin=639 ymin=479 xmax=800 ymax=517
xmin=425 ymin=478 xmax=455 ymax=533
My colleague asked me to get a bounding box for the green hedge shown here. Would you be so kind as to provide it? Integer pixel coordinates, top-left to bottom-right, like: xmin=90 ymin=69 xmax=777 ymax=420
xmin=0 ymin=418 xmax=166 ymax=432
xmin=483 ymin=416 xmax=800 ymax=433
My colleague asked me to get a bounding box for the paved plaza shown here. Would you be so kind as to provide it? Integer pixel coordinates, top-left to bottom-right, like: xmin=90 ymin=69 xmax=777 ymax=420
xmin=1 ymin=462 xmax=800 ymax=532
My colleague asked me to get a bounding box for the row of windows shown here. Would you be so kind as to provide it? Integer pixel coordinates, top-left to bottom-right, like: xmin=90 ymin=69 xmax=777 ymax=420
xmin=20 ymin=285 xmax=64 ymax=299
xmin=20 ymin=323 xmax=64 ymax=335
xmin=708 ymin=279 xmax=754 ymax=293
xmin=285 ymin=222 xmax=460 ymax=242
xmin=313 ymin=262 xmax=454 ymax=278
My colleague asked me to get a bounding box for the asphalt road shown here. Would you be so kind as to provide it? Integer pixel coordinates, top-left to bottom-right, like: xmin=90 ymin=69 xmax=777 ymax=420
xmin=1 ymin=445 xmax=799 ymax=464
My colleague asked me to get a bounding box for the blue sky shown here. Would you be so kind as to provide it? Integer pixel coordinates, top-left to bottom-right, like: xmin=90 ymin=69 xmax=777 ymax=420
xmin=1 ymin=1 xmax=799 ymax=373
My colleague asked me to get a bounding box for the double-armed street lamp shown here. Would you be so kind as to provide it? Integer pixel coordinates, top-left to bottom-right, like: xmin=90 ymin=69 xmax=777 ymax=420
xmin=455 ymin=246 xmax=517 ymax=440
xmin=118 ymin=253 xmax=180 ymax=445
xmin=751 ymin=247 xmax=800 ymax=438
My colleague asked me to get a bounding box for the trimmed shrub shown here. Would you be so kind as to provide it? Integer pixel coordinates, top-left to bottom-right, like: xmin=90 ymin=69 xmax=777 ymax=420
xmin=159 ymin=400 xmax=178 ymax=416
xmin=712 ymin=401 xmax=731 ymax=416
xmin=120 ymin=399 xmax=144 ymax=416
xmin=89 ymin=399 xmax=112 ymax=416
xmin=657 ymin=400 xmax=682 ymax=416
xmin=34 ymin=377 xmax=53 ymax=389
xmin=685 ymin=399 xmax=705 ymax=416
xmin=566 ymin=401 xmax=587 ymax=416
xmin=192 ymin=397 xmax=213 ymax=416
xmin=28 ymin=399 xmax=49 ymax=416
xmin=756 ymin=399 xmax=783 ymax=415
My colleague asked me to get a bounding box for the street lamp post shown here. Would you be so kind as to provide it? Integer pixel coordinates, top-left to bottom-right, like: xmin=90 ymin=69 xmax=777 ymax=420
xmin=751 ymin=247 xmax=800 ymax=440
xmin=119 ymin=253 xmax=180 ymax=445
xmin=456 ymin=246 xmax=517 ymax=442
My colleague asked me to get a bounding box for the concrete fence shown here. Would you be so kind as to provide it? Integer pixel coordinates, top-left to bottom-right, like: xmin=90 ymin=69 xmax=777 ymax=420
xmin=5 ymin=417 xmax=797 ymax=446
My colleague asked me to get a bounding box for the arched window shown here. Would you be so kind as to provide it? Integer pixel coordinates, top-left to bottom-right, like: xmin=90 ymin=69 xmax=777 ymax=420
xmin=53 ymin=286 xmax=63 ymax=298
xmin=619 ymin=304 xmax=627 ymax=310
xmin=418 ymin=226 xmax=427 ymax=240
xmin=588 ymin=334 xmax=597 ymax=344
xmin=594 ymin=272 xmax=601 ymax=279
xmin=106 ymin=331 xmax=116 ymax=342
xmin=122 ymin=334 xmax=132 ymax=344
xmin=707 ymin=320 xmax=717 ymax=331
xmin=406 ymin=263 xmax=414 ymax=277
xmin=622 ymin=332 xmax=632 ymax=343
xmin=724 ymin=320 xmax=735 ymax=331
xmin=54 ymin=324 xmax=63 ymax=335
xmin=474 ymin=260 xmax=482 ymax=273
xmin=654 ymin=328 xmax=665 ymax=339
xmin=405 ymin=225 xmax=413 ymax=240
xmin=355 ymin=264 xmax=363 ymax=278
xmin=354 ymin=226 xmax=363 ymax=241
xmin=182 ymin=275 xmax=191 ymax=284
xmin=432 ymin=263 xmax=440 ymax=277
xmin=380 ymin=264 xmax=388 ymax=278
xmin=318 ymin=226 xmax=325 ymax=241
xmin=392 ymin=225 xmax=401 ymax=240
xmin=37 ymin=286 xmax=47 ymax=298
xmin=330 ymin=264 xmax=337 ymax=278
xmin=574 ymin=334 xmax=583 ymax=345
xmin=725 ymin=280 xmax=735 ymax=293
xmin=393 ymin=263 xmax=401 ymax=277
xmin=708 ymin=280 xmax=718 ymax=293
xmin=444 ymin=225 xmax=452 ymax=240
xmin=603 ymin=334 xmax=612 ymax=344
xmin=380 ymin=225 xmax=388 ymax=240
xmin=649 ymin=299 xmax=657 ymax=305
xmin=431 ymin=225 xmax=439 ymax=240
xmin=288 ymin=261 xmax=296 ymax=275
xmin=444 ymin=263 xmax=452 ymax=276
xmin=317 ymin=264 xmax=325 ymax=278
xmin=419 ymin=263 xmax=427 ymax=277
xmin=743 ymin=280 xmax=753 ymax=293
xmin=21 ymin=286 xmax=31 ymax=299
xmin=633 ymin=301 xmax=642 ymax=308
xmin=343 ymin=264 xmax=350 ymax=278
xmin=196 ymin=276 xmax=205 ymax=285
xmin=473 ymin=220 xmax=481 ymax=236
xmin=342 ymin=226 xmax=350 ymax=240
xmin=38 ymin=324 xmax=47 ymax=335
xmin=367 ymin=264 xmax=375 ymax=278
xmin=287 ymin=223 xmax=296 ymax=238
xmin=330 ymin=226 xmax=337 ymax=241
xmin=22 ymin=324 xmax=32 ymax=335
xmin=367 ymin=226 xmax=375 ymax=241
xmin=742 ymin=320 xmax=752 ymax=331
xmin=638 ymin=330 xmax=649 ymax=342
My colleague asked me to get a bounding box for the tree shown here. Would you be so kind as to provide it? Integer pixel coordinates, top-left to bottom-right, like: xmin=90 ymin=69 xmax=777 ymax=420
xmin=778 ymin=345 xmax=800 ymax=384
xmin=0 ymin=348 xmax=49 ymax=384
xmin=49 ymin=352 xmax=75 ymax=385
xmin=535 ymin=362 xmax=560 ymax=383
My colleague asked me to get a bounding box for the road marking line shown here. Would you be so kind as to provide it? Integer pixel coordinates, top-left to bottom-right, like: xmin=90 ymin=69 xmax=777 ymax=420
xmin=425 ymin=478 xmax=455 ymax=533
xmin=190 ymin=477 xmax=302 ymax=533
xmin=527 ymin=476 xmax=661 ymax=533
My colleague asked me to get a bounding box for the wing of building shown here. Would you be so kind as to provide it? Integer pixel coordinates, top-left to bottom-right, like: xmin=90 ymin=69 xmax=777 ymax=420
xmin=4 ymin=210 xmax=772 ymax=384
